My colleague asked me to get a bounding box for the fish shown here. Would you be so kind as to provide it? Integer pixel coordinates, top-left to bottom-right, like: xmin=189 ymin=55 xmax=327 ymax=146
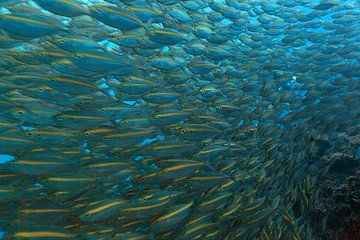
xmin=125 ymin=6 xmax=164 ymax=23
xmin=0 ymin=13 xmax=64 ymax=38
xmin=187 ymin=61 xmax=218 ymax=74
xmin=54 ymin=111 xmax=112 ymax=130
xmin=149 ymin=108 xmax=189 ymax=126
xmin=16 ymin=202 xmax=73 ymax=223
xmin=114 ymin=76 xmax=157 ymax=95
xmin=181 ymin=221 xmax=219 ymax=240
xmin=89 ymin=5 xmax=144 ymax=31
xmin=142 ymin=89 xmax=181 ymax=104
xmin=171 ymin=123 xmax=222 ymax=141
xmin=33 ymin=0 xmax=89 ymax=17
xmin=6 ymin=157 xmax=76 ymax=176
xmin=313 ymin=3 xmax=337 ymax=11
xmin=42 ymin=174 xmax=98 ymax=191
xmin=147 ymin=57 xmax=181 ymax=70
xmin=139 ymin=159 xmax=204 ymax=183
xmin=151 ymin=201 xmax=193 ymax=233
xmin=80 ymin=198 xmax=127 ymax=222
xmin=0 ymin=0 xmax=357 ymax=239
xmin=50 ymin=35 xmax=103 ymax=53
xmin=147 ymin=28 xmax=186 ymax=45
xmin=120 ymin=199 xmax=169 ymax=218
xmin=0 ymin=132 xmax=39 ymax=154
xmin=71 ymin=51 xmax=133 ymax=73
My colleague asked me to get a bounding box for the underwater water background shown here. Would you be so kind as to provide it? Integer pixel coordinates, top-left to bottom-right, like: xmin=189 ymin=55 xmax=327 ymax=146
xmin=0 ymin=0 xmax=359 ymax=239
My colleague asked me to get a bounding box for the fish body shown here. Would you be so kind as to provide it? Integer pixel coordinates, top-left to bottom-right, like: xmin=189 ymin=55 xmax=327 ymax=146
xmin=89 ymin=5 xmax=144 ymax=31
xmin=0 ymin=14 xmax=63 ymax=38
xmin=33 ymin=0 xmax=89 ymax=17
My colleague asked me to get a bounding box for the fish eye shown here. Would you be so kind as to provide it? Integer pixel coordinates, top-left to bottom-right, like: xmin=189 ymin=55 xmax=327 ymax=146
xmin=84 ymin=131 xmax=91 ymax=136
xmin=151 ymin=59 xmax=156 ymax=63
xmin=50 ymin=193 xmax=58 ymax=199
xmin=26 ymin=132 xmax=33 ymax=136
xmin=158 ymin=160 xmax=163 ymax=164
xmin=17 ymin=111 xmax=24 ymax=115
xmin=37 ymin=88 xmax=44 ymax=92
xmin=180 ymin=129 xmax=186 ymax=134
xmin=15 ymin=217 xmax=25 ymax=223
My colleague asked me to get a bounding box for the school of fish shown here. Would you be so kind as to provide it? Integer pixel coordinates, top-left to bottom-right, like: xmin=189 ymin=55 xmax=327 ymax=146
xmin=0 ymin=0 xmax=359 ymax=239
